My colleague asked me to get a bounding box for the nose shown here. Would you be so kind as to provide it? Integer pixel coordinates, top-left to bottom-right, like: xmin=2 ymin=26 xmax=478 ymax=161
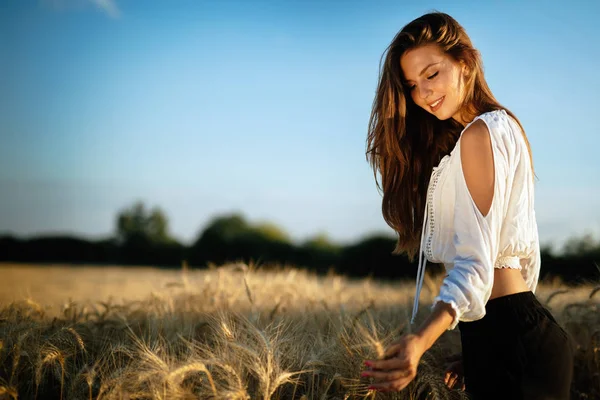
xmin=417 ymin=83 xmax=432 ymax=102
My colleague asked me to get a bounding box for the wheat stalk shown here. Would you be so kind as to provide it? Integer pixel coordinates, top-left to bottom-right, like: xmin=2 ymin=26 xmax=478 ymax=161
xmin=35 ymin=344 xmax=66 ymax=400
xmin=546 ymin=289 xmax=570 ymax=306
xmin=166 ymin=361 xmax=217 ymax=395
xmin=244 ymin=275 xmax=254 ymax=306
xmin=0 ymin=385 xmax=18 ymax=400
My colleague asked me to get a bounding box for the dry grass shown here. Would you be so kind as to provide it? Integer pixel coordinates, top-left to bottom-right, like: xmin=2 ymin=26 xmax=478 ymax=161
xmin=0 ymin=262 xmax=598 ymax=399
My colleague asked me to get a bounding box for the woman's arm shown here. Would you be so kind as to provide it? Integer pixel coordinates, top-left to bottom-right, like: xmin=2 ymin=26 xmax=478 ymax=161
xmin=417 ymin=119 xmax=494 ymax=349
xmin=362 ymin=301 xmax=456 ymax=392
xmin=414 ymin=301 xmax=456 ymax=351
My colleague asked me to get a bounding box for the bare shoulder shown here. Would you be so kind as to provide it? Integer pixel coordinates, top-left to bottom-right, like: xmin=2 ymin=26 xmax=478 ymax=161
xmin=459 ymin=119 xmax=494 ymax=217
xmin=460 ymin=119 xmax=491 ymax=152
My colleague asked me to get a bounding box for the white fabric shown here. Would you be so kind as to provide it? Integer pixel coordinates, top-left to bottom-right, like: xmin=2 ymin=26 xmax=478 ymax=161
xmin=410 ymin=109 xmax=541 ymax=330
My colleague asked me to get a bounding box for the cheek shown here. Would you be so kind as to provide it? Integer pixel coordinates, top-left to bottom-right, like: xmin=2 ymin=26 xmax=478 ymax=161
xmin=448 ymin=70 xmax=464 ymax=98
xmin=438 ymin=74 xmax=454 ymax=94
xmin=410 ymin=90 xmax=425 ymax=107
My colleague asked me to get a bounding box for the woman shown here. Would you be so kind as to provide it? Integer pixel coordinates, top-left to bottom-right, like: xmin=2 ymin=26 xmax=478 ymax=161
xmin=361 ymin=12 xmax=574 ymax=399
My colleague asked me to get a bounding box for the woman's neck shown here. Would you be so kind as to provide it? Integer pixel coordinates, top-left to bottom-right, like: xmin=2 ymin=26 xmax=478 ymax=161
xmin=452 ymin=105 xmax=477 ymax=128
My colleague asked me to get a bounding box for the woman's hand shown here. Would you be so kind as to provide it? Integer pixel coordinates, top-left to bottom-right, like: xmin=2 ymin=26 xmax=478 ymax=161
xmin=362 ymin=333 xmax=426 ymax=392
xmin=444 ymin=355 xmax=465 ymax=390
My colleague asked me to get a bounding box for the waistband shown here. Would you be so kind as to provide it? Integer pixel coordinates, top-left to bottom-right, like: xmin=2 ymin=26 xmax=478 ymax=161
xmin=458 ymin=290 xmax=549 ymax=334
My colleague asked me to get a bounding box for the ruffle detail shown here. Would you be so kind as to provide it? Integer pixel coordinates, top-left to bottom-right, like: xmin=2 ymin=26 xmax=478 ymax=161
xmin=430 ymin=297 xmax=462 ymax=330
xmin=494 ymin=255 xmax=522 ymax=270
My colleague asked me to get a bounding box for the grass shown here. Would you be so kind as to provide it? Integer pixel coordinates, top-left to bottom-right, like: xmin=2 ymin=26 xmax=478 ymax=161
xmin=0 ymin=261 xmax=598 ymax=399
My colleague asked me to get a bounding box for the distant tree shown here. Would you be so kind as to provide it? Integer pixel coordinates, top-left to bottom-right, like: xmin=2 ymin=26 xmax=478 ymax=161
xmin=115 ymin=201 xmax=173 ymax=245
xmin=337 ymin=234 xmax=420 ymax=279
xmin=251 ymin=222 xmax=291 ymax=243
xmin=301 ymin=232 xmax=340 ymax=252
xmin=561 ymin=232 xmax=600 ymax=257
xmin=195 ymin=214 xmax=250 ymax=244
xmin=540 ymin=243 xmax=556 ymax=258
xmin=188 ymin=213 xmax=295 ymax=267
xmin=187 ymin=213 xmax=250 ymax=266
xmin=294 ymin=232 xmax=342 ymax=273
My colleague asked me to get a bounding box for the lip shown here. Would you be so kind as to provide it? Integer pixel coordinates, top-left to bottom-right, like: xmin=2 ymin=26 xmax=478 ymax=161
xmin=429 ymin=96 xmax=445 ymax=112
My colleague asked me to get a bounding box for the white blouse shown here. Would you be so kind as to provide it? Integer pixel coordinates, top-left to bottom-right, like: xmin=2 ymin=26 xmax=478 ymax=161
xmin=410 ymin=109 xmax=541 ymax=331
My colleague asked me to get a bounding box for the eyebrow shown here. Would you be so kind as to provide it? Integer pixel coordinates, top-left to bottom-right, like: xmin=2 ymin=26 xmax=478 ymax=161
xmin=403 ymin=62 xmax=440 ymax=84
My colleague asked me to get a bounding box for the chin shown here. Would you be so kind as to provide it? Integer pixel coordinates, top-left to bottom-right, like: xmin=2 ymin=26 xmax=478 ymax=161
xmin=429 ymin=109 xmax=453 ymax=121
xmin=432 ymin=104 xmax=461 ymax=121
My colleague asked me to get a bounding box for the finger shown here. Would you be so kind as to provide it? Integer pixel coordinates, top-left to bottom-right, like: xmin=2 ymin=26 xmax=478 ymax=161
xmin=444 ymin=371 xmax=458 ymax=387
xmin=444 ymin=369 xmax=458 ymax=378
xmin=368 ymin=376 xmax=413 ymax=392
xmin=360 ymin=361 xmax=412 ymax=379
xmin=365 ymin=368 xmax=411 ymax=383
xmin=367 ymin=356 xmax=409 ymax=371
xmin=448 ymin=374 xmax=458 ymax=388
xmin=444 ymin=376 xmax=452 ymax=388
xmin=383 ymin=343 xmax=402 ymax=359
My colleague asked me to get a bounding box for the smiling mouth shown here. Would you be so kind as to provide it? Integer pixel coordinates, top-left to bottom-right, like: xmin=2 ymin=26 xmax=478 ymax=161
xmin=429 ymin=96 xmax=445 ymax=111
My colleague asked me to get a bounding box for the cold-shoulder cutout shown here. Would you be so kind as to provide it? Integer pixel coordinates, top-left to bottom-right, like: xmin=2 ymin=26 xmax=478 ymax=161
xmin=459 ymin=119 xmax=495 ymax=218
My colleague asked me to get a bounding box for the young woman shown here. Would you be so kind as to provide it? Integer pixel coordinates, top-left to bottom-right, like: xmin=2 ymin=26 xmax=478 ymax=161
xmin=361 ymin=12 xmax=574 ymax=399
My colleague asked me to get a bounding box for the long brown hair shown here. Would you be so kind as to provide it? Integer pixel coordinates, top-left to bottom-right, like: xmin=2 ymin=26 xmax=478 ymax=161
xmin=366 ymin=11 xmax=536 ymax=262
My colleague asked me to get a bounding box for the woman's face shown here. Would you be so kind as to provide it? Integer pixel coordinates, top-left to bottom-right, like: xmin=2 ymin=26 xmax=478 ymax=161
xmin=400 ymin=44 xmax=468 ymax=125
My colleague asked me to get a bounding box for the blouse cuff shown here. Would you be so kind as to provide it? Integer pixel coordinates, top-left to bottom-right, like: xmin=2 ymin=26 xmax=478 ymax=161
xmin=431 ymin=296 xmax=462 ymax=331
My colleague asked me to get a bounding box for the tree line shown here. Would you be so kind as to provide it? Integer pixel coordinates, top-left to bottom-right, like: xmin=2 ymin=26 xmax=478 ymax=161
xmin=1 ymin=201 xmax=598 ymax=284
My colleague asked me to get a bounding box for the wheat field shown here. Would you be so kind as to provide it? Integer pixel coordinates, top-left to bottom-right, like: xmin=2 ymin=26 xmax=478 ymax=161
xmin=0 ymin=262 xmax=598 ymax=399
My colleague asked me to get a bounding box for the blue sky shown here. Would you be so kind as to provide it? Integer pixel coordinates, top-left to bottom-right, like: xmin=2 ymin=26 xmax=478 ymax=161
xmin=1 ymin=0 xmax=599 ymax=251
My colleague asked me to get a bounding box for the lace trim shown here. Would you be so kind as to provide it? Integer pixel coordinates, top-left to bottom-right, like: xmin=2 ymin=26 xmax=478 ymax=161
xmin=494 ymin=255 xmax=522 ymax=270
xmin=495 ymin=264 xmax=522 ymax=270
xmin=425 ymin=155 xmax=450 ymax=262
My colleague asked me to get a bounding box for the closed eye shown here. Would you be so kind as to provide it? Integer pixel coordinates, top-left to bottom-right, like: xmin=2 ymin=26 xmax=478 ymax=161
xmin=406 ymin=71 xmax=438 ymax=91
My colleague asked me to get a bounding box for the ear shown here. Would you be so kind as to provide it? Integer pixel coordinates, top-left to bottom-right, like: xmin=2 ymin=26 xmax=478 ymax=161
xmin=459 ymin=60 xmax=470 ymax=78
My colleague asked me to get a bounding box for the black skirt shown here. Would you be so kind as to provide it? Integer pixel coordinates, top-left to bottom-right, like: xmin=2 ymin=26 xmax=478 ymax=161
xmin=458 ymin=290 xmax=574 ymax=400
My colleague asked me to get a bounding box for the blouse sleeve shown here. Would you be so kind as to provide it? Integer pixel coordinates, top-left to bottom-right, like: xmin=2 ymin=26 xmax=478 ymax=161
xmin=525 ymin=216 xmax=541 ymax=294
xmin=431 ymin=111 xmax=514 ymax=330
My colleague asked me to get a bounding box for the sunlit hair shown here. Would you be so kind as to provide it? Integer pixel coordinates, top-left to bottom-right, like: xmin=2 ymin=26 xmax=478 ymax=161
xmin=366 ymin=11 xmax=536 ymax=261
